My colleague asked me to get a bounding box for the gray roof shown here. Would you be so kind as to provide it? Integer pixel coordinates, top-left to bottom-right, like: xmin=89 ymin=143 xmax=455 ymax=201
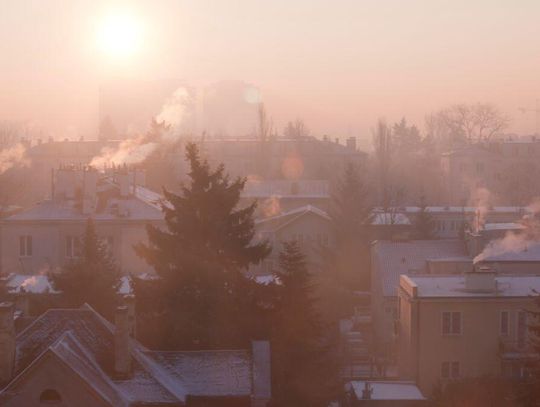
xmin=5 ymin=187 xmax=163 ymax=222
xmin=3 ymin=305 xmax=264 ymax=405
xmin=372 ymin=240 xmax=469 ymax=297
xmin=407 ymin=275 xmax=540 ymax=298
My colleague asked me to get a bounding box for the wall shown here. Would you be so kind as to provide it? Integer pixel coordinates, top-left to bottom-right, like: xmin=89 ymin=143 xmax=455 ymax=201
xmin=2 ymin=352 xmax=112 ymax=407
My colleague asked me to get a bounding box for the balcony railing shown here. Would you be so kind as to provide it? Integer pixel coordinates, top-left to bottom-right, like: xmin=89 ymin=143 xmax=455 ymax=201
xmin=498 ymin=338 xmax=538 ymax=360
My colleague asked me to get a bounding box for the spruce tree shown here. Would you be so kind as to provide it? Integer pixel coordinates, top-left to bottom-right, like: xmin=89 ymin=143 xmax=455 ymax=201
xmin=414 ymin=196 xmax=435 ymax=239
xmin=272 ymin=241 xmax=340 ymax=407
xmin=135 ymin=142 xmax=270 ymax=349
xmin=52 ymin=218 xmax=120 ymax=319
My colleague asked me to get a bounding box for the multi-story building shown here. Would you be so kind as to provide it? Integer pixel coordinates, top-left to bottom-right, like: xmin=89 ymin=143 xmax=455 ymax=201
xmin=194 ymin=136 xmax=366 ymax=181
xmin=370 ymin=240 xmax=470 ymax=354
xmin=0 ymin=166 xmax=162 ymax=276
xmin=441 ymin=136 xmax=540 ymax=205
xmin=397 ymin=270 xmax=540 ymax=396
xmin=240 ymin=179 xmax=330 ymax=217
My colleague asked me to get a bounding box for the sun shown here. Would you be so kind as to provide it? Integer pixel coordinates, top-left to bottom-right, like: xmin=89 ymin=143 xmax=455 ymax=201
xmin=96 ymin=12 xmax=143 ymax=59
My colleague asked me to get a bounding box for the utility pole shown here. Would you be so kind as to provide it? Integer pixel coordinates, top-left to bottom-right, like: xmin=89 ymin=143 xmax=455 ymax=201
xmin=519 ymin=99 xmax=540 ymax=136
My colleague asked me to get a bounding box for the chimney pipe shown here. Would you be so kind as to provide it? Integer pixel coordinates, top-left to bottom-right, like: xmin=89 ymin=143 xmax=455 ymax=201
xmin=0 ymin=302 xmax=15 ymax=384
xmin=123 ymin=294 xmax=136 ymax=339
xmin=114 ymin=306 xmax=131 ymax=378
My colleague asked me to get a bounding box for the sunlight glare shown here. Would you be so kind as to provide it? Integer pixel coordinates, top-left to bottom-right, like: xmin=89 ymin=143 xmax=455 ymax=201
xmin=96 ymin=12 xmax=143 ymax=59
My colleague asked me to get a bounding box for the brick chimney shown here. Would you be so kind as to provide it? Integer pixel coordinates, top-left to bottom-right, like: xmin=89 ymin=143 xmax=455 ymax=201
xmin=114 ymin=306 xmax=131 ymax=378
xmin=0 ymin=303 xmax=15 ymax=384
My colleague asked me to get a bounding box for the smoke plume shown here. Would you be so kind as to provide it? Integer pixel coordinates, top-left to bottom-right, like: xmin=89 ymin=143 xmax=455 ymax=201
xmin=91 ymin=87 xmax=194 ymax=167
xmin=473 ymin=231 xmax=529 ymax=263
xmin=0 ymin=143 xmax=28 ymax=174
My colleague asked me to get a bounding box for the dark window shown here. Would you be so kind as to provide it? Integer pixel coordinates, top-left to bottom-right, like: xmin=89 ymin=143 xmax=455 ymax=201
xmin=19 ymin=236 xmax=32 ymax=257
xmin=40 ymin=389 xmax=61 ymax=404
xmin=442 ymin=311 xmax=462 ymax=335
xmin=441 ymin=361 xmax=460 ymax=379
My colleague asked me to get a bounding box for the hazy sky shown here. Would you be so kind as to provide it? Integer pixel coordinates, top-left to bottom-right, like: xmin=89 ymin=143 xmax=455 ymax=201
xmin=1 ymin=0 xmax=539 ymax=145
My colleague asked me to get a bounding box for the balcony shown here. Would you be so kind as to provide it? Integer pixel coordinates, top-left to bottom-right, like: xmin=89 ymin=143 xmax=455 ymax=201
xmin=498 ymin=338 xmax=538 ymax=361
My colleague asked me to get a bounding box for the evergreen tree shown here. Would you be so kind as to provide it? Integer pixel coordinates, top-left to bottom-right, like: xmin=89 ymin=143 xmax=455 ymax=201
xmin=329 ymin=162 xmax=372 ymax=288
xmin=52 ymin=218 xmax=120 ymax=319
xmin=272 ymin=241 xmax=340 ymax=407
xmin=414 ymin=196 xmax=435 ymax=239
xmin=135 ymin=142 xmax=270 ymax=349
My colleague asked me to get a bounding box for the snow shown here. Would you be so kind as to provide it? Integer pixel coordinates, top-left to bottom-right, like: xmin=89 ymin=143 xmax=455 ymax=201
xmin=483 ymin=222 xmax=526 ymax=231
xmin=7 ymin=274 xmax=59 ymax=294
xmin=406 ymin=274 xmax=540 ymax=298
xmin=348 ymin=381 xmax=425 ymax=400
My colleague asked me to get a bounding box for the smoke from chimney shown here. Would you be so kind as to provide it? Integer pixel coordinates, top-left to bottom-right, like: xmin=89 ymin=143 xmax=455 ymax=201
xmin=0 ymin=143 xmax=29 ymax=174
xmin=90 ymin=87 xmax=194 ymax=168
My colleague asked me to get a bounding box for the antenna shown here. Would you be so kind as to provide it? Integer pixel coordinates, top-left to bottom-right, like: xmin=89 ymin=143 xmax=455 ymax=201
xmin=518 ymin=99 xmax=540 ymax=136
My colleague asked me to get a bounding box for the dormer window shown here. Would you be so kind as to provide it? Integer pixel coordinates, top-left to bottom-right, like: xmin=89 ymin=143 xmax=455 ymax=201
xmin=40 ymin=389 xmax=62 ymax=404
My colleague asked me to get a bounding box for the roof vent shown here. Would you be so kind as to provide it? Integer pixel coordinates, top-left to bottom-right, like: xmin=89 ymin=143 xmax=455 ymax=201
xmin=465 ymin=267 xmax=497 ymax=292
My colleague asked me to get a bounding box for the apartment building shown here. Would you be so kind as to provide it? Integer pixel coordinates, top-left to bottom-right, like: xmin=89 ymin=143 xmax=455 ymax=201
xmin=397 ymin=271 xmax=540 ymax=396
xmin=0 ymin=166 xmax=163 ymax=276
xmin=440 ymin=137 xmax=540 ymax=205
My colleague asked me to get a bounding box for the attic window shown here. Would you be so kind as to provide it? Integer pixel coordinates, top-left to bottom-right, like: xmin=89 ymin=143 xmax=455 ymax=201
xmin=39 ymin=389 xmax=62 ymax=404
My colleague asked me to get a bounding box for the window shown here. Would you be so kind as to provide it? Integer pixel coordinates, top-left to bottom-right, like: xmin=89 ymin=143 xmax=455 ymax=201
xmin=500 ymin=311 xmax=509 ymax=336
xmin=442 ymin=311 xmax=462 ymax=335
xmin=65 ymin=236 xmax=81 ymax=258
xmin=40 ymin=388 xmax=61 ymax=404
xmin=19 ymin=236 xmax=32 ymax=257
xmin=441 ymin=361 xmax=460 ymax=379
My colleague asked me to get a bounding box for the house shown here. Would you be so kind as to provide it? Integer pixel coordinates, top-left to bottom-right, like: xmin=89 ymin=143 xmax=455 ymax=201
xmin=251 ymin=205 xmax=334 ymax=275
xmin=370 ymin=240 xmax=470 ymax=352
xmin=371 ymin=206 xmax=529 ymax=239
xmin=240 ymin=179 xmax=330 ymax=217
xmin=397 ymin=270 xmax=540 ymax=396
xmin=344 ymin=381 xmax=427 ymax=406
xmin=0 ymin=302 xmax=272 ymax=406
xmin=0 ymin=166 xmax=164 ymax=276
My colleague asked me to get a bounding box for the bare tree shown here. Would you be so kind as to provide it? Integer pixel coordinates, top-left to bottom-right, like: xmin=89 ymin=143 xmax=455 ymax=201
xmin=372 ymin=119 xmax=393 ymax=207
xmin=426 ymin=103 xmax=510 ymax=145
xmin=283 ymin=119 xmax=309 ymax=139
xmin=257 ymin=103 xmax=273 ymax=142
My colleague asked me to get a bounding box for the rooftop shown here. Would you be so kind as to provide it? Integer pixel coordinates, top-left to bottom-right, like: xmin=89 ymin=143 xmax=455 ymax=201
xmin=347 ymin=381 xmax=426 ymax=401
xmin=403 ymin=274 xmax=540 ymax=298
xmin=372 ymin=240 xmax=469 ymax=297
xmin=242 ymin=179 xmax=329 ymax=199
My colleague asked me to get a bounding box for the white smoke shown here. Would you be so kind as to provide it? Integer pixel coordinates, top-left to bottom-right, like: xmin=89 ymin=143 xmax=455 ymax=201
xmin=473 ymin=231 xmax=529 ymax=263
xmin=471 ymin=187 xmax=492 ymax=232
xmin=91 ymin=87 xmax=194 ymax=167
xmin=0 ymin=143 xmax=29 ymax=174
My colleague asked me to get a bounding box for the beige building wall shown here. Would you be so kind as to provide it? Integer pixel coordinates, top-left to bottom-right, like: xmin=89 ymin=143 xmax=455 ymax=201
xmin=0 ymin=220 xmax=161 ymax=276
xmin=2 ymin=352 xmax=112 ymax=407
xmin=398 ymin=278 xmax=531 ymax=396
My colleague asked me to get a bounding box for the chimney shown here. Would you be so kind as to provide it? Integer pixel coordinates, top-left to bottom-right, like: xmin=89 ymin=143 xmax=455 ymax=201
xmin=251 ymin=341 xmax=271 ymax=407
xmin=114 ymin=306 xmax=131 ymax=378
xmin=123 ymin=295 xmax=136 ymax=338
xmin=115 ymin=171 xmax=131 ymax=197
xmin=82 ymin=167 xmax=98 ymax=215
xmin=346 ymin=136 xmax=357 ymax=151
xmin=465 ymin=267 xmax=497 ymax=292
xmin=0 ymin=303 xmax=15 ymax=384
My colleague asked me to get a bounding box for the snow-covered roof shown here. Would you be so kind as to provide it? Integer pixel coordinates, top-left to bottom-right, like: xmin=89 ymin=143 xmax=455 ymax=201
xmin=3 ymin=305 xmax=268 ymax=404
xmin=347 ymin=381 xmax=426 ymax=400
xmin=5 ymin=190 xmax=163 ymax=222
xmin=371 ymin=212 xmax=411 ymax=226
xmin=483 ymin=222 xmax=526 ymax=231
xmin=255 ymin=204 xmax=330 ymax=228
xmin=372 ymin=240 xmax=469 ymax=297
xmin=7 ymin=274 xmax=59 ymax=294
xmin=405 ymin=274 xmax=540 ymax=298
xmin=373 ymin=206 xmax=528 ymax=214
xmin=479 ymin=240 xmax=540 ymax=262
